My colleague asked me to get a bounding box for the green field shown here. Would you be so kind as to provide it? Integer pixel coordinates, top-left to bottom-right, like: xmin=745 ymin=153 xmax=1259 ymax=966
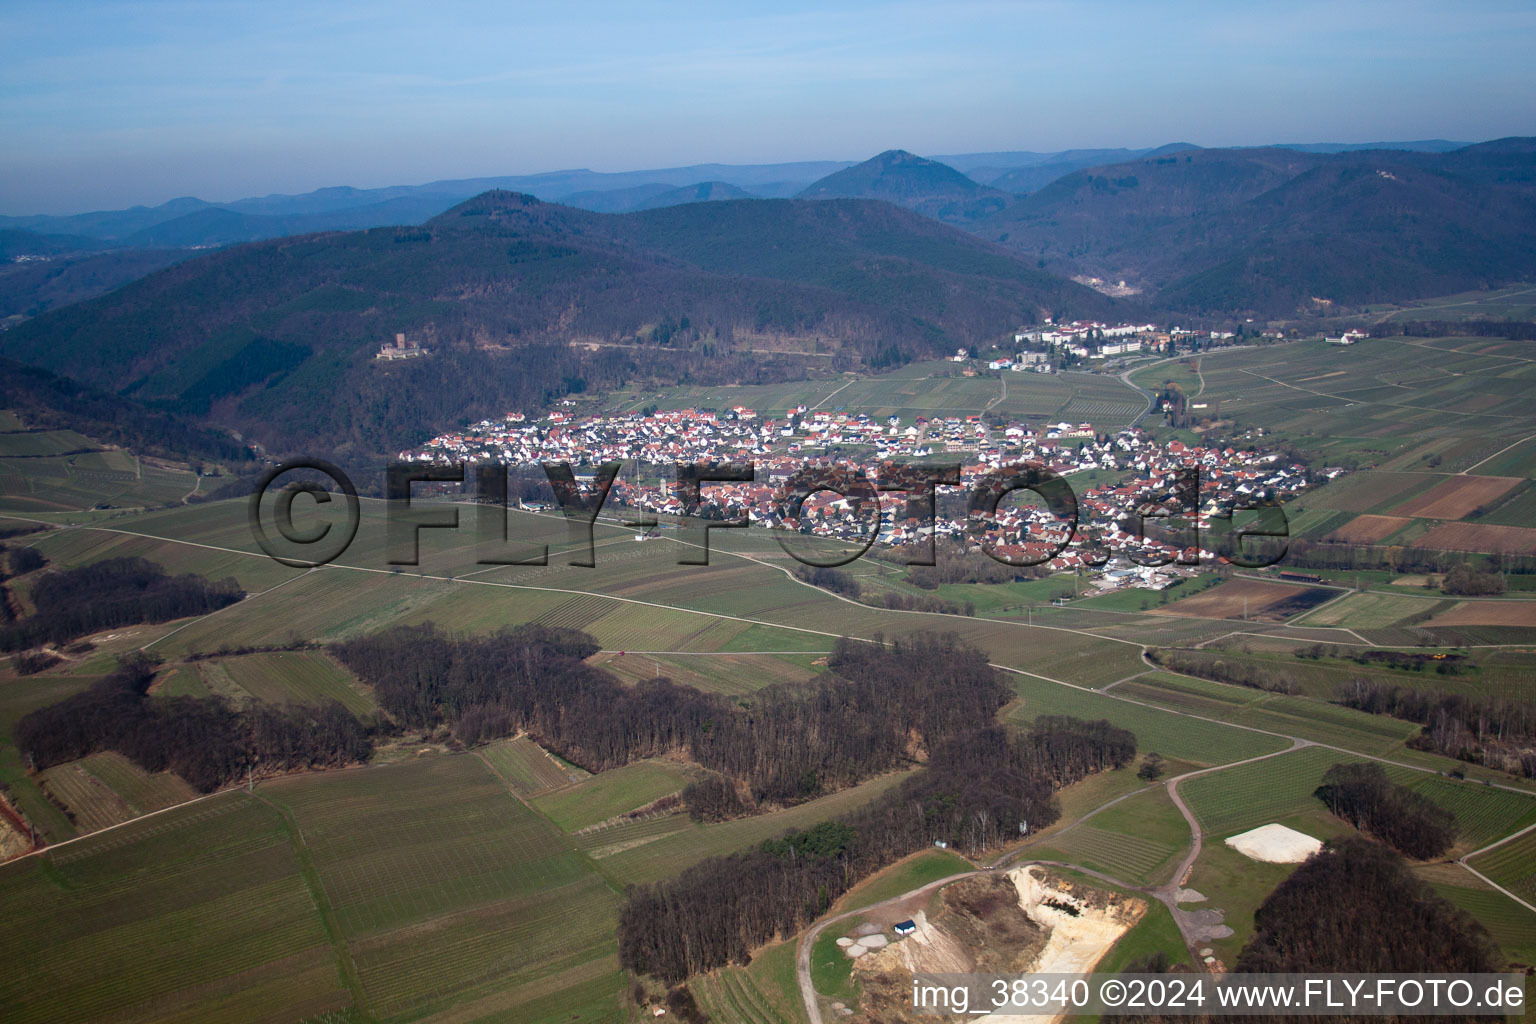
xmin=1029 ymin=787 xmax=1188 ymax=887
xmin=1181 ymin=745 xmax=1365 ymax=837
xmin=1416 ymin=862 xmax=1536 ymax=969
xmin=1095 ymin=897 xmax=1196 ymax=973
xmin=1180 ymin=744 xmax=1536 ymax=853
xmin=478 ymin=736 xmax=588 ymax=796
xmin=1006 ymin=673 xmax=1290 ymax=767
xmin=0 ymin=428 xmax=97 ymax=457
xmin=1 ymin=754 xmax=634 ymax=1024
xmin=831 ymin=847 xmax=973 ymax=912
xmin=692 ymin=939 xmax=806 ymax=1024
xmin=1468 ymin=829 xmax=1536 ymax=906
xmin=1298 ymin=589 xmax=1434 ymax=628
xmin=263 ymin=754 xmax=626 ymax=1023
xmin=0 ymin=794 xmax=349 ymax=1024
xmin=597 ymin=771 xmax=914 ymax=886
xmin=217 ymin=651 xmax=379 ymax=716
xmin=531 ymin=759 xmax=702 ymax=831
xmin=37 ymin=752 xmax=196 ymax=832
xmin=4 ymin=329 xmax=1536 ymax=1020
xmin=0 ymin=451 xmax=199 ymax=512
xmin=1182 ymin=338 xmax=1536 ymax=474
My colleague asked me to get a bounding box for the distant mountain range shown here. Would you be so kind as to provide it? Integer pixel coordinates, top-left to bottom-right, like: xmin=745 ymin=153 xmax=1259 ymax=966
xmin=1 ymin=136 xmax=1529 ymax=330
xmin=0 ymin=139 xmax=1474 ymax=241
xmin=0 ymin=193 xmax=1116 ymax=455
xmin=972 ymin=138 xmax=1536 ymax=313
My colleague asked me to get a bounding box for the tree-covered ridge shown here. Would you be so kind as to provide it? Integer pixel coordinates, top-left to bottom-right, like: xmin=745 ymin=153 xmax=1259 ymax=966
xmin=333 ymin=627 xmax=1016 ymax=810
xmin=619 ymin=717 xmax=1134 ymax=982
xmin=0 ymin=557 xmax=243 ymax=652
xmin=14 ymin=656 xmax=371 ymax=792
xmin=1238 ymin=838 xmax=1502 ymax=976
xmin=0 ymin=192 xmax=1113 ymax=456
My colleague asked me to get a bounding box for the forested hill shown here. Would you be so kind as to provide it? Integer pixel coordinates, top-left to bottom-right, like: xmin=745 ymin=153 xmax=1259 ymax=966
xmin=973 ymin=138 xmax=1536 ymax=313
xmin=796 ymin=149 xmax=1014 ymax=224
xmin=0 ymin=356 xmax=249 ymax=465
xmin=0 ymin=190 xmax=1117 ymax=456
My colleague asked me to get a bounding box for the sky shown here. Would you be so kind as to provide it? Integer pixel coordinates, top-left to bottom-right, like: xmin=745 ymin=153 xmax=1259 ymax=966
xmin=3 ymin=0 xmax=1535 ymax=214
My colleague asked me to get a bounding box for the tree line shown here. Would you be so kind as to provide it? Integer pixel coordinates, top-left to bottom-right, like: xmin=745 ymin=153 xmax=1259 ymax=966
xmin=791 ymin=564 xmax=975 ymax=616
xmin=334 ymin=626 xmax=1011 ymax=810
xmin=1315 ymin=762 xmax=1457 ymax=859
xmin=0 ymin=557 xmax=243 ymax=652
xmin=1125 ymin=839 xmax=1503 ymax=1024
xmin=1336 ymin=678 xmax=1536 ymax=778
xmin=14 ymin=655 xmax=372 ymax=792
xmin=618 ymin=717 xmax=1135 ymax=983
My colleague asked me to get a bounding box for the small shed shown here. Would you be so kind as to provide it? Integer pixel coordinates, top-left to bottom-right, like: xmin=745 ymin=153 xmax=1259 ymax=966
xmin=894 ymin=920 xmax=916 ymax=936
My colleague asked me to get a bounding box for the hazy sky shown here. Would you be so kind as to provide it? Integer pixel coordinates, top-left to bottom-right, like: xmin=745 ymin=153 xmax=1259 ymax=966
xmin=3 ymin=0 xmax=1534 ymax=214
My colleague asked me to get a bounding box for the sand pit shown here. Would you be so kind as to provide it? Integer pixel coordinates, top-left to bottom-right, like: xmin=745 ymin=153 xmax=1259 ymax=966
xmin=1225 ymin=823 xmax=1321 ymax=863
xmin=1009 ymin=867 xmax=1144 ymax=974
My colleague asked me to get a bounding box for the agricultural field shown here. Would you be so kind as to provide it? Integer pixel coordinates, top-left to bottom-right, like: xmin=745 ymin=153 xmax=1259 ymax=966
xmin=1182 ymin=338 xmax=1536 ymax=475
xmin=214 ymin=651 xmax=379 ymax=715
xmin=0 ymin=793 xmax=349 ymax=1024
xmin=478 ymin=736 xmax=588 ymax=796
xmin=1367 ymin=283 xmax=1536 ymax=323
xmin=1468 ymin=830 xmax=1536 ymax=907
xmin=1145 ymin=642 xmax=1536 ymax=715
xmin=37 ymin=752 xmax=196 ymax=833
xmin=1180 ymin=745 xmax=1371 ymax=837
xmin=588 ymin=650 xmax=824 ymax=695
xmin=1180 ymin=744 xmax=1536 ymax=854
xmin=1324 ymin=514 xmax=1411 ymax=544
xmin=1028 ymin=786 xmax=1188 ymax=887
xmin=1005 ymin=672 xmax=1291 ymax=767
xmin=0 ymin=427 xmax=96 ymax=457
xmin=0 ymin=424 xmax=202 ymax=515
xmin=1393 ymin=475 xmax=1522 ymax=520
xmin=1412 ymin=521 xmax=1536 ymax=555
xmin=1151 ymin=578 xmax=1334 ymax=623
xmin=1296 ymin=589 xmax=1435 ymax=628
xmin=829 ymin=847 xmax=973 ymax=913
xmin=1414 ymin=862 xmax=1536 ymax=970
xmin=1295 ymin=471 xmax=1442 ymax=514
xmin=262 ymin=753 xmax=627 ymax=1023
xmin=1424 ymin=601 xmax=1536 ymax=628
xmin=5 ymin=328 xmax=1536 ymax=1021
xmin=531 ymin=759 xmax=702 ymax=831
xmin=597 ymin=771 xmax=914 ymax=886
xmin=692 ymin=939 xmax=806 ymax=1024
xmin=1477 ymin=480 xmax=1536 ymax=525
